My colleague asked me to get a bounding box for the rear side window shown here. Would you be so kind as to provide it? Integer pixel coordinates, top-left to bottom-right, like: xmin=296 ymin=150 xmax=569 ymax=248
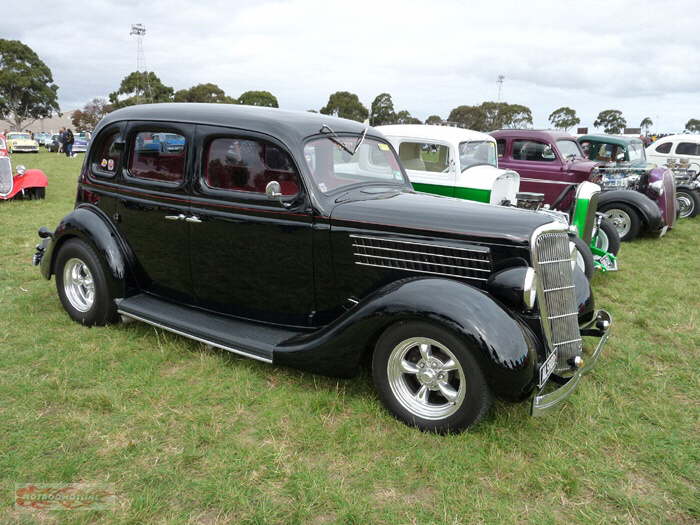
xmin=512 ymin=140 xmax=556 ymax=162
xmin=675 ymin=142 xmax=700 ymax=156
xmin=91 ymin=130 xmax=122 ymax=177
xmin=655 ymin=142 xmax=672 ymax=154
xmin=204 ymin=137 xmax=299 ymax=195
xmin=398 ymin=141 xmax=449 ymax=172
xmin=129 ymin=131 xmax=186 ymax=183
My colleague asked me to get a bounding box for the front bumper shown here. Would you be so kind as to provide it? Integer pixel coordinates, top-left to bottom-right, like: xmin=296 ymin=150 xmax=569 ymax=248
xmin=531 ymin=309 xmax=611 ymax=416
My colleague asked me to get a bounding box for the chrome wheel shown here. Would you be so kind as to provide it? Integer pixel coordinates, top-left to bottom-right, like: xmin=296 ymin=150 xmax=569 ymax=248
xmin=62 ymin=258 xmax=95 ymax=312
xmin=676 ymin=193 xmax=694 ymax=218
xmin=386 ymin=337 xmax=466 ymax=420
xmin=594 ymin=227 xmax=610 ymax=252
xmin=604 ymin=209 xmax=631 ymax=238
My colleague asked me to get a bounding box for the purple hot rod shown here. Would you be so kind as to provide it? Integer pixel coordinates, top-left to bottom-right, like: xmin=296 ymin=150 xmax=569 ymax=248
xmin=492 ymin=130 xmax=675 ymax=242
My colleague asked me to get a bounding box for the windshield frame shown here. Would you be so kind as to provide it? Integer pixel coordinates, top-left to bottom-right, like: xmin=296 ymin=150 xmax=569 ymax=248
xmin=302 ymin=133 xmax=410 ymax=196
xmin=556 ymin=139 xmax=584 ymax=160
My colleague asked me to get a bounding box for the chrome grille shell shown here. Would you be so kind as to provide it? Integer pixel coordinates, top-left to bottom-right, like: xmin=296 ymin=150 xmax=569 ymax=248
xmin=530 ymin=223 xmax=583 ymax=373
xmin=351 ymin=234 xmax=491 ymax=282
xmin=0 ymin=157 xmax=13 ymax=197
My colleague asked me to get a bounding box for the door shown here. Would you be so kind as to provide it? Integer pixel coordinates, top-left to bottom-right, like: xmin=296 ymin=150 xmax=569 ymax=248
xmin=396 ymin=139 xmax=455 ymax=196
xmin=114 ymin=122 xmax=195 ymax=304
xmin=189 ymin=126 xmax=315 ymax=326
xmin=505 ymin=139 xmax=570 ymax=204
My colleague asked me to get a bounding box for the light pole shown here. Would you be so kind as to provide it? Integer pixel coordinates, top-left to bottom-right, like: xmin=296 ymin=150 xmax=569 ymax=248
xmin=129 ymin=24 xmax=151 ymax=104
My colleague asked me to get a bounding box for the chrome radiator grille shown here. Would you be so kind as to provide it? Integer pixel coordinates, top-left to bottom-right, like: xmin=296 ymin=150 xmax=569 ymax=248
xmin=0 ymin=157 xmax=13 ymax=196
xmin=351 ymin=234 xmax=491 ymax=282
xmin=533 ymin=230 xmax=582 ymax=372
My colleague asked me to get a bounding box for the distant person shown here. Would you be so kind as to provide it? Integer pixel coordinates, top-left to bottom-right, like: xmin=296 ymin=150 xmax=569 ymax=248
xmin=57 ymin=127 xmax=65 ymax=154
xmin=64 ymin=128 xmax=74 ymax=158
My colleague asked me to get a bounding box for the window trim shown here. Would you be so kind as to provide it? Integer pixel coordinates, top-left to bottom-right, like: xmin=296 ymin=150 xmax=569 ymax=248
xmin=122 ymin=121 xmax=192 ymax=189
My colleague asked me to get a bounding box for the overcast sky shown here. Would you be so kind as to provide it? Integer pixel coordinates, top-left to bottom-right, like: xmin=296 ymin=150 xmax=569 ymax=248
xmin=3 ymin=0 xmax=699 ymax=132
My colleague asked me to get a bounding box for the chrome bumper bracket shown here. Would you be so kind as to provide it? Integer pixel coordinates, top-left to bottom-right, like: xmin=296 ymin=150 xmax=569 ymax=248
xmin=531 ymin=310 xmax=612 ymax=417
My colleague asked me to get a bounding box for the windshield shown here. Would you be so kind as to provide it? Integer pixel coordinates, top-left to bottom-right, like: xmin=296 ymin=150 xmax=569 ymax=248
xmin=628 ymin=142 xmax=645 ymax=162
xmin=459 ymin=141 xmax=497 ymax=170
xmin=10 ymin=133 xmax=31 ymax=140
xmin=303 ymin=136 xmax=406 ymax=194
xmin=556 ymin=140 xmax=583 ymax=159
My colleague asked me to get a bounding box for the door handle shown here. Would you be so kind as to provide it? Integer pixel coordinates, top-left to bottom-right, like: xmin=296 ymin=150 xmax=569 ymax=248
xmin=164 ymin=214 xmax=186 ymax=221
xmin=185 ymin=216 xmax=202 ymax=223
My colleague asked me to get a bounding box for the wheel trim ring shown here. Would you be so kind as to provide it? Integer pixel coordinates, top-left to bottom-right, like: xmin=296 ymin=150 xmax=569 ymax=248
xmin=63 ymin=258 xmax=95 ymax=313
xmin=604 ymin=209 xmax=631 ymax=237
xmin=575 ymin=250 xmax=586 ymax=273
xmin=386 ymin=336 xmax=466 ymax=420
xmin=676 ymin=194 xmax=693 ymax=218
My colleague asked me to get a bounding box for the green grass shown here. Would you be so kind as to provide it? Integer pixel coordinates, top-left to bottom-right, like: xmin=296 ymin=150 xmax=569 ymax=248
xmin=1 ymin=151 xmax=698 ymax=524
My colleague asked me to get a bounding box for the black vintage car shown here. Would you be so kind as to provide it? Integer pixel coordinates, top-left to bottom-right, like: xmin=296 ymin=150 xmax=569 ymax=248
xmin=34 ymin=104 xmax=611 ymax=433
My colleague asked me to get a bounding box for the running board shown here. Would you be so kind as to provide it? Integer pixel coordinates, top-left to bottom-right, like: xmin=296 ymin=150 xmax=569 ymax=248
xmin=116 ymin=294 xmax=301 ymax=364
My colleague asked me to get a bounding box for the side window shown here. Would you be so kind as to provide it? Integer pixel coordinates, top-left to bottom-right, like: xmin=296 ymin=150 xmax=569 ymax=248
xmin=129 ymin=131 xmax=186 ymax=183
xmin=496 ymin=139 xmax=506 ymax=158
xmin=579 ymin=141 xmax=592 ymax=159
xmin=655 ymin=142 xmax=672 ymax=154
xmin=204 ymin=137 xmax=299 ymax=196
xmin=512 ymin=140 xmax=556 ymax=162
xmin=91 ymin=129 xmax=122 ymax=177
xmin=398 ymin=142 xmax=449 ymax=172
xmin=675 ymin=142 xmax=700 ymax=156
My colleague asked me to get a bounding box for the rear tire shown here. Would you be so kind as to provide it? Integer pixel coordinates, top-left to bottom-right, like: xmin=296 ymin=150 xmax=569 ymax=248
xmin=55 ymin=238 xmax=117 ymax=326
xmin=569 ymin=234 xmax=594 ymax=280
xmin=676 ymin=188 xmax=699 ymax=219
xmin=593 ymin=218 xmax=621 ymax=256
xmin=600 ymin=203 xmax=642 ymax=242
xmin=372 ymin=321 xmax=493 ymax=434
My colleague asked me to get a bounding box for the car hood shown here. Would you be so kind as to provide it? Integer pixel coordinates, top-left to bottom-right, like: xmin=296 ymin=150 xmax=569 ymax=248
xmin=10 ymin=138 xmax=37 ymax=145
xmin=567 ymin=159 xmax=598 ymax=175
xmin=329 ymin=189 xmax=554 ymax=247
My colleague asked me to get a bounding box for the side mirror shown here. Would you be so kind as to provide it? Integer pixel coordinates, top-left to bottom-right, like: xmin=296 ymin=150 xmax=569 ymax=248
xmin=16 ymin=165 xmax=26 ymax=176
xmin=265 ymin=181 xmax=282 ymax=200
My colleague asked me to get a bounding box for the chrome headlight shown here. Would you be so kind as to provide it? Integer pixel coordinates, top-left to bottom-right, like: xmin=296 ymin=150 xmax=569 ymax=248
xmin=16 ymin=165 xmax=26 ymax=176
xmin=523 ymin=267 xmax=537 ymax=310
xmin=650 ymin=179 xmax=664 ymax=196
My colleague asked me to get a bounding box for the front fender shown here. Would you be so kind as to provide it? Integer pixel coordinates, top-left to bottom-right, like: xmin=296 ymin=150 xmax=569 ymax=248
xmin=6 ymin=169 xmax=48 ymax=199
xmin=275 ymin=277 xmax=540 ymax=399
xmin=39 ymin=205 xmax=131 ymax=299
xmin=599 ymin=190 xmax=662 ymax=232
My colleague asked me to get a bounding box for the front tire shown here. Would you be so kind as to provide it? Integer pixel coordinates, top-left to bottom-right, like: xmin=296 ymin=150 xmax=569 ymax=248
xmin=569 ymin=234 xmax=594 ymax=280
xmin=55 ymin=238 xmax=117 ymax=326
xmin=372 ymin=321 xmax=493 ymax=434
xmin=600 ymin=203 xmax=642 ymax=241
xmin=676 ymin=188 xmax=699 ymax=219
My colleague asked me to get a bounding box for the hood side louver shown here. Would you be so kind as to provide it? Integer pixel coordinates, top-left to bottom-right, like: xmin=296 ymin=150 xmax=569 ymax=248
xmin=350 ymin=234 xmax=491 ymax=282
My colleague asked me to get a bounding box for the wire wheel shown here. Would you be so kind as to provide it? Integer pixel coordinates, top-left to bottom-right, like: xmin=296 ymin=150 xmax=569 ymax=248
xmin=386 ymin=337 xmax=466 ymax=420
xmin=676 ymin=192 xmax=695 ymax=218
xmin=62 ymin=257 xmax=95 ymax=313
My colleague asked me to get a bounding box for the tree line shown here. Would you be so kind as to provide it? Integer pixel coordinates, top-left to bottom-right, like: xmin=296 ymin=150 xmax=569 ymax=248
xmin=2 ymin=39 xmax=699 ymax=135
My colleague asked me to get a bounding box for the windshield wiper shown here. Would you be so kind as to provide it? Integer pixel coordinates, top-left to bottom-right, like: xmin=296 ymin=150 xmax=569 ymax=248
xmin=320 ymin=124 xmax=368 ymax=155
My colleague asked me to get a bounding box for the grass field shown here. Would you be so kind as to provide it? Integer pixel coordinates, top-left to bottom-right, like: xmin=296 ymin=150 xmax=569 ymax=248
xmin=1 ymin=151 xmax=698 ymax=524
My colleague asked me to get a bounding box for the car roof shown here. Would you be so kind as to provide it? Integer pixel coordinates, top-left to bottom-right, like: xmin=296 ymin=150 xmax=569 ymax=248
xmin=376 ymin=124 xmax=494 ymax=144
xmin=578 ymin=134 xmax=642 ymax=146
xmin=97 ymin=103 xmax=377 ymax=148
xmin=653 ymin=134 xmax=700 ymax=144
xmin=490 ymin=129 xmax=576 ymax=141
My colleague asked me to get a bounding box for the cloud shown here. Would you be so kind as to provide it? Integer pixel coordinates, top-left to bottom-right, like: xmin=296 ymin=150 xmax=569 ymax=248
xmin=2 ymin=0 xmax=698 ymax=131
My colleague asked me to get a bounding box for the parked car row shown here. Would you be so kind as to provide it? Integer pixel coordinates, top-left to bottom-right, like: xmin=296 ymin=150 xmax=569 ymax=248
xmin=20 ymin=104 xmax=698 ymax=435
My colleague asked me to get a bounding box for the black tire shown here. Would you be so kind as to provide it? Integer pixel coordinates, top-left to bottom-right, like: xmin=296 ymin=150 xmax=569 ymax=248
xmin=372 ymin=320 xmax=493 ymax=434
xmin=26 ymin=187 xmax=45 ymax=200
xmin=569 ymin=234 xmax=594 ymax=280
xmin=55 ymin=238 xmax=117 ymax=326
xmin=593 ymin=218 xmax=621 ymax=256
xmin=599 ymin=203 xmax=642 ymax=242
xmin=675 ymin=187 xmax=700 ymax=219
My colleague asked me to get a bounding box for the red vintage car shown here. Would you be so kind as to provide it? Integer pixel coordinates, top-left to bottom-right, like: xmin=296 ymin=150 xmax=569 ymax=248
xmin=0 ymin=134 xmax=8 ymax=156
xmin=0 ymin=154 xmax=48 ymax=200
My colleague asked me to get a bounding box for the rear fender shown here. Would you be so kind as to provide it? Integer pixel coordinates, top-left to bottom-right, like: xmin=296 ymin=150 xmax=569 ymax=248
xmin=275 ymin=277 xmax=541 ymax=399
xmin=598 ymin=190 xmax=662 ymax=232
xmin=40 ymin=205 xmax=131 ymax=299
